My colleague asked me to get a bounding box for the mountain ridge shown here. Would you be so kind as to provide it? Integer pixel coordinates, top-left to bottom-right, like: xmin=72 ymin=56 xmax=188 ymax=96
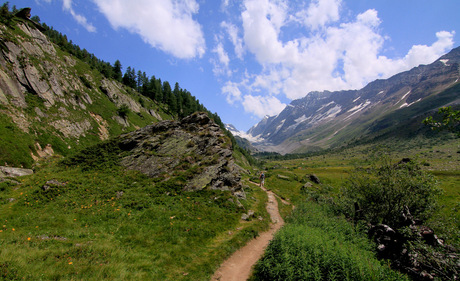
xmin=246 ymin=46 xmax=460 ymax=154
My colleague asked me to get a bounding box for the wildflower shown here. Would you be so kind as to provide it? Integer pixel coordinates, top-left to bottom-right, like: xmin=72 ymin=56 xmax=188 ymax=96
xmin=68 ymin=262 xmax=73 ymax=265
xmin=27 ymin=237 xmax=31 ymax=241
xmin=12 ymin=228 xmax=15 ymax=231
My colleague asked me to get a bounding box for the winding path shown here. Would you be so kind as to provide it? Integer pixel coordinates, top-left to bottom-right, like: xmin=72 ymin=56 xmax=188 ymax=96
xmin=211 ymin=185 xmax=286 ymax=281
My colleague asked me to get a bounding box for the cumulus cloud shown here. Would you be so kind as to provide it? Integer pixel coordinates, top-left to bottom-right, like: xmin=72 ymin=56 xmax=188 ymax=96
xmin=62 ymin=0 xmax=96 ymax=32
xmin=296 ymin=0 xmax=341 ymax=30
xmin=242 ymin=95 xmax=286 ymax=118
xmin=222 ymin=81 xmax=242 ymax=104
xmin=92 ymin=0 xmax=205 ymax=59
xmin=219 ymin=0 xmax=455 ymax=118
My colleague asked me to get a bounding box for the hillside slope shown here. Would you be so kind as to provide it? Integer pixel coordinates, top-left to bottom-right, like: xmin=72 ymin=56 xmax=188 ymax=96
xmin=248 ymin=47 xmax=460 ymax=154
xmin=0 ymin=12 xmax=169 ymax=167
xmin=0 ymin=110 xmax=271 ymax=280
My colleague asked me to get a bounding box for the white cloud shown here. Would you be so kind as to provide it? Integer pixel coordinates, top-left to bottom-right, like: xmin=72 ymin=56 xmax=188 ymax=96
xmin=214 ymin=42 xmax=230 ymax=67
xmin=297 ymin=0 xmax=341 ymax=30
xmin=62 ymin=0 xmax=96 ymax=32
xmin=242 ymin=0 xmax=292 ymax=64
xmin=221 ymin=21 xmax=245 ymax=59
xmin=211 ymin=41 xmax=232 ymax=76
xmin=403 ymin=31 xmax=455 ymax=68
xmin=242 ymin=95 xmax=286 ymax=118
xmin=222 ymin=81 xmax=242 ymax=104
xmin=92 ymin=0 xmax=205 ymax=59
xmin=221 ymin=0 xmax=455 ymax=117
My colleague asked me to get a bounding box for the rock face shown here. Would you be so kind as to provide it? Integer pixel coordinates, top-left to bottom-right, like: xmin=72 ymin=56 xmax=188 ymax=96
xmin=118 ymin=112 xmax=243 ymax=193
xmin=0 ymin=12 xmax=164 ymax=167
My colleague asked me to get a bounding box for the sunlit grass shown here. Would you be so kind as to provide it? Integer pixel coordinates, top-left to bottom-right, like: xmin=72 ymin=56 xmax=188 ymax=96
xmin=0 ymin=159 xmax=270 ymax=280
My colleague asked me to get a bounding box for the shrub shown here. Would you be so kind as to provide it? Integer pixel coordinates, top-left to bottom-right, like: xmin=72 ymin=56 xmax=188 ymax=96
xmin=60 ymin=139 xmax=122 ymax=171
xmin=117 ymin=104 xmax=130 ymax=118
xmin=342 ymin=156 xmax=442 ymax=227
xmin=251 ymin=201 xmax=408 ymax=281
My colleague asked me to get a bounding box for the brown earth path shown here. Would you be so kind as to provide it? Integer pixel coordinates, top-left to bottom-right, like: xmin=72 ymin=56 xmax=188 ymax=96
xmin=210 ymin=184 xmax=288 ymax=281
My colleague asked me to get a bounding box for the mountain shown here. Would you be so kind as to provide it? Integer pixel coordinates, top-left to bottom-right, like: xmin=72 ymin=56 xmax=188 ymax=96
xmin=225 ymin=123 xmax=259 ymax=152
xmin=0 ymin=10 xmax=177 ymax=167
xmin=247 ymin=47 xmax=460 ymax=154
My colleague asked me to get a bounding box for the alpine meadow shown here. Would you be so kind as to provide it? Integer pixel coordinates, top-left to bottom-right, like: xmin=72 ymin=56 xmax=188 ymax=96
xmin=0 ymin=3 xmax=459 ymax=281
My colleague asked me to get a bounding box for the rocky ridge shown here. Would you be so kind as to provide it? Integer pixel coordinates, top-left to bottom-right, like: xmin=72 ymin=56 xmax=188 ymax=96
xmin=117 ymin=112 xmax=245 ymax=194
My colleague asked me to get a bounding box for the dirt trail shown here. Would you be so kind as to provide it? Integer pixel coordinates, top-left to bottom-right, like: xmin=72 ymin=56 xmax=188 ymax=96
xmin=211 ymin=185 xmax=286 ymax=281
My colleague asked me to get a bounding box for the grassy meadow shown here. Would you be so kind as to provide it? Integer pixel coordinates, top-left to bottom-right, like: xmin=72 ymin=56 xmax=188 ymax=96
xmin=0 ymin=134 xmax=458 ymax=280
xmin=250 ymin=136 xmax=459 ymax=280
xmin=0 ymin=157 xmax=270 ymax=280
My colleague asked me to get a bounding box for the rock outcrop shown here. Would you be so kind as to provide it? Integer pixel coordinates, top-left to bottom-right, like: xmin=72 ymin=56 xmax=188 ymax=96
xmin=118 ymin=112 xmax=244 ymax=193
xmin=0 ymin=166 xmax=33 ymax=177
xmin=368 ymin=217 xmax=459 ymax=280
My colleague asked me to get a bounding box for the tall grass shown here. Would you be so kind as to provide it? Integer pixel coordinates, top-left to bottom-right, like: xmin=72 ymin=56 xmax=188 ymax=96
xmin=251 ymin=201 xmax=409 ymax=281
xmin=0 ymin=158 xmax=269 ymax=280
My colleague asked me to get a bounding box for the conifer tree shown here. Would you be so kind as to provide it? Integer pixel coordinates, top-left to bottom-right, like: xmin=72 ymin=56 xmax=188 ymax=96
xmin=112 ymin=60 xmax=122 ymax=82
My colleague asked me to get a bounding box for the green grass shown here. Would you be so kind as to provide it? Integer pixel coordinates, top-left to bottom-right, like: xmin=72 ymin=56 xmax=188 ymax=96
xmin=0 ymin=114 xmax=35 ymax=168
xmin=0 ymin=158 xmax=270 ymax=280
xmin=256 ymin=140 xmax=459 ymax=245
xmin=251 ymin=201 xmax=409 ymax=281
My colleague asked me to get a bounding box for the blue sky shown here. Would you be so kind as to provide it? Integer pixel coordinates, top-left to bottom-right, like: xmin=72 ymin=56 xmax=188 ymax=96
xmin=6 ymin=0 xmax=460 ymax=131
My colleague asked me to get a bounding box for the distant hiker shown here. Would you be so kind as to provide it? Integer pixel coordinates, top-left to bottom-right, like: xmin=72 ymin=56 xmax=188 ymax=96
xmin=259 ymin=171 xmax=265 ymax=187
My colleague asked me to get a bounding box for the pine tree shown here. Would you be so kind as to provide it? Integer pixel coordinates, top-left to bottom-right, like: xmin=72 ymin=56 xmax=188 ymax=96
xmin=112 ymin=60 xmax=122 ymax=82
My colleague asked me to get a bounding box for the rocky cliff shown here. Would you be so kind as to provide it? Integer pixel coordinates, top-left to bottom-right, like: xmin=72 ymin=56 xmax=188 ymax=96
xmin=0 ymin=12 xmax=167 ymax=167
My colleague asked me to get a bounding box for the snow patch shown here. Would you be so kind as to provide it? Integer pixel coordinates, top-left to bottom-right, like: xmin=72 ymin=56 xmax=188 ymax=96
xmin=440 ymin=59 xmax=449 ymax=66
xmin=318 ymin=101 xmax=335 ymax=112
xmin=345 ymin=100 xmax=371 ymax=120
xmin=353 ymin=97 xmax=360 ymax=103
xmin=325 ymin=105 xmax=342 ymax=119
xmin=347 ymin=100 xmax=371 ymax=113
xmin=273 ymin=119 xmax=285 ymax=134
xmin=377 ymin=91 xmax=384 ymax=95
xmin=229 ymin=129 xmax=266 ymax=143
xmin=294 ymin=115 xmax=309 ymax=124
xmin=400 ymin=98 xmax=422 ymax=108
xmin=398 ymin=90 xmax=411 ymax=104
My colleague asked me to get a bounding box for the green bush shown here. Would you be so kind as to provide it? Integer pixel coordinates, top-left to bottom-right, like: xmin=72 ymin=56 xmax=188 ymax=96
xmin=117 ymin=104 xmax=130 ymax=118
xmin=342 ymin=156 xmax=442 ymax=226
xmin=60 ymin=139 xmax=122 ymax=171
xmin=251 ymin=201 xmax=408 ymax=281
